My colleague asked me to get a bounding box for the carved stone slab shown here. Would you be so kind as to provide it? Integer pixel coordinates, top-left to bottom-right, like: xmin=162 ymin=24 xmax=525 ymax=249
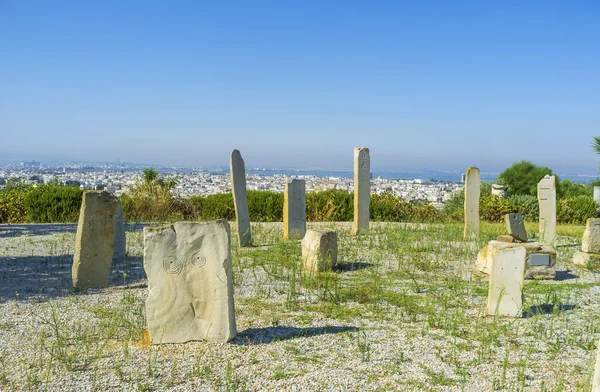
xmin=487 ymin=247 xmax=526 ymax=317
xmin=283 ymin=179 xmax=306 ymax=240
xmin=143 ymin=220 xmax=237 ymax=344
xmin=230 ymin=149 xmax=251 ymax=246
xmin=537 ymin=175 xmax=556 ymax=246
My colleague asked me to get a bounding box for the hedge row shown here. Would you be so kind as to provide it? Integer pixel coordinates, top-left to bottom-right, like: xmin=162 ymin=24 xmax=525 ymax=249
xmin=0 ymin=185 xmax=597 ymax=225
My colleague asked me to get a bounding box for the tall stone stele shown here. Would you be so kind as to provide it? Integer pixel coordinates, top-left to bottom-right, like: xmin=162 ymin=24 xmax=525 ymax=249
xmin=72 ymin=191 xmax=119 ymax=289
xmin=537 ymin=175 xmax=557 ymax=246
xmin=230 ymin=149 xmax=251 ymax=247
xmin=283 ymin=179 xmax=307 ymax=240
xmin=353 ymin=147 xmax=370 ymax=236
xmin=113 ymin=201 xmax=126 ymax=260
xmin=144 ymin=220 xmax=237 ymax=344
xmin=463 ymin=167 xmax=480 ymax=239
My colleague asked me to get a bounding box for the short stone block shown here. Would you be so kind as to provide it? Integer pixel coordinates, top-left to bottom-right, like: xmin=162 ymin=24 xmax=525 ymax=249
xmin=582 ymin=218 xmax=600 ymax=253
xmin=476 ymin=240 xmax=556 ymax=280
xmin=143 ymin=220 xmax=237 ymax=344
xmin=487 ymin=247 xmax=526 ymax=317
xmin=301 ymin=230 xmax=338 ymax=273
xmin=573 ymin=251 xmax=600 ymax=269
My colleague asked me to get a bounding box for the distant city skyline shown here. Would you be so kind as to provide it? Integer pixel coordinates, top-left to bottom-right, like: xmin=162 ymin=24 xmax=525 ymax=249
xmin=1 ymin=2 xmax=599 ymax=174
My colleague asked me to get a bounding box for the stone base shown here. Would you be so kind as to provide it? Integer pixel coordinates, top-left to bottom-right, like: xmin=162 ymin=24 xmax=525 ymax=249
xmin=573 ymin=251 xmax=600 ymax=269
xmin=476 ymin=240 xmax=556 ymax=280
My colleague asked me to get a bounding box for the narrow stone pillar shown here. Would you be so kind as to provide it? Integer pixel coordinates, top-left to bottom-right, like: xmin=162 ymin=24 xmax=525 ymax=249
xmin=486 ymin=247 xmax=526 ymax=317
xmin=113 ymin=201 xmax=126 ymax=260
xmin=353 ymin=147 xmax=370 ymax=235
xmin=463 ymin=167 xmax=480 ymax=239
xmin=537 ymin=175 xmax=556 ymax=246
xmin=230 ymin=149 xmax=251 ymax=247
xmin=143 ymin=220 xmax=237 ymax=344
xmin=283 ymin=179 xmax=306 ymax=240
xmin=72 ymin=191 xmax=119 ymax=289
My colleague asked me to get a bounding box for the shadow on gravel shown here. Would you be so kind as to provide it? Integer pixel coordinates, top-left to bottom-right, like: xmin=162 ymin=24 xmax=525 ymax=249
xmin=233 ymin=325 xmax=359 ymax=345
xmin=522 ymin=303 xmax=577 ymax=318
xmin=335 ymin=262 xmax=372 ymax=272
xmin=555 ymin=270 xmax=578 ymax=281
xmin=0 ymin=254 xmax=147 ymax=303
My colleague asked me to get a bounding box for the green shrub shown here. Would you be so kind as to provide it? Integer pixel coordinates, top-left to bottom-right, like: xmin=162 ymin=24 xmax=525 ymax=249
xmin=497 ymin=161 xmax=555 ymax=196
xmin=248 ymin=190 xmax=283 ymax=222
xmin=557 ymin=196 xmax=597 ymax=224
xmin=306 ymin=189 xmax=353 ymax=222
xmin=191 ymin=193 xmax=235 ymax=221
xmin=479 ymin=195 xmax=513 ymax=222
xmin=24 ymin=184 xmax=83 ymax=223
xmin=507 ymin=194 xmax=539 ymax=222
xmin=0 ymin=186 xmax=31 ymax=223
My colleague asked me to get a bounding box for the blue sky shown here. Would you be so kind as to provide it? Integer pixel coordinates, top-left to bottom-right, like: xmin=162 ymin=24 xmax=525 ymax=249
xmin=1 ymin=1 xmax=599 ymax=173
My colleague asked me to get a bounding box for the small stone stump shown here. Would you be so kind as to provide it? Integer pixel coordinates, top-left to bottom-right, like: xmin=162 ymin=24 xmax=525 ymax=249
xmin=143 ymin=220 xmax=236 ymax=344
xmin=301 ymin=230 xmax=338 ymax=273
xmin=72 ymin=191 xmax=119 ymax=290
xmin=283 ymin=179 xmax=306 ymax=240
xmin=573 ymin=218 xmax=600 ymax=269
xmin=487 ymin=247 xmax=526 ymax=317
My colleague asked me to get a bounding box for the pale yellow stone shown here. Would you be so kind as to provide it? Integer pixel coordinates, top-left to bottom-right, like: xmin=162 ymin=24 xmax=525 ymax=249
xmin=487 ymin=247 xmax=526 ymax=317
xmin=572 ymin=251 xmax=600 ymax=269
xmin=72 ymin=191 xmax=118 ymax=289
xmin=582 ymin=218 xmax=600 ymax=253
xmin=464 ymin=167 xmax=480 ymax=239
xmin=476 ymin=240 xmax=556 ymax=279
xmin=302 ymin=230 xmax=338 ymax=273
xmin=538 ymin=175 xmax=556 ymax=246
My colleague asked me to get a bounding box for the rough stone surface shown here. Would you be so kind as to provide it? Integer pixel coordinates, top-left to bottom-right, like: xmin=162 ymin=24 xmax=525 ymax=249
xmin=476 ymin=240 xmax=556 ymax=280
xmin=491 ymin=184 xmax=507 ymax=198
xmin=538 ymin=175 xmax=557 ymax=246
xmin=143 ymin=220 xmax=236 ymax=344
xmin=505 ymin=213 xmax=527 ymax=242
xmin=230 ymin=149 xmax=251 ymax=247
xmin=594 ymin=186 xmax=600 ymax=205
xmin=283 ymin=179 xmax=306 ymax=240
xmin=572 ymin=251 xmax=600 ymax=269
xmin=353 ymin=147 xmax=370 ymax=235
xmin=594 ymin=338 xmax=600 ymax=391
xmin=464 ymin=167 xmax=480 ymax=239
xmin=113 ymin=201 xmax=126 ymax=260
xmin=497 ymin=235 xmax=516 ymax=243
xmin=301 ymin=230 xmax=338 ymax=273
xmin=72 ymin=191 xmax=119 ymax=289
xmin=487 ymin=247 xmax=526 ymax=317
xmin=582 ymin=218 xmax=600 ymax=253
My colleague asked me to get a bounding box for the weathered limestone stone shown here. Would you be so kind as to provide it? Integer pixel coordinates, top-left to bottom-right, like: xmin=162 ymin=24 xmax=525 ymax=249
xmin=301 ymin=230 xmax=338 ymax=273
xmin=113 ymin=201 xmax=126 ymax=260
xmin=230 ymin=149 xmax=251 ymax=247
xmin=593 ymin=338 xmax=600 ymax=391
xmin=143 ymin=220 xmax=236 ymax=344
xmin=572 ymin=251 xmax=600 ymax=269
xmin=464 ymin=167 xmax=480 ymax=239
xmin=353 ymin=147 xmax=370 ymax=236
xmin=486 ymin=247 xmax=526 ymax=317
xmin=505 ymin=213 xmax=527 ymax=242
xmin=72 ymin=191 xmax=119 ymax=289
xmin=538 ymin=175 xmax=557 ymax=246
xmin=283 ymin=179 xmax=306 ymax=240
xmin=497 ymin=235 xmax=516 ymax=243
xmin=594 ymin=186 xmax=600 ymax=205
xmin=582 ymin=218 xmax=600 ymax=253
xmin=476 ymin=240 xmax=556 ymax=280
xmin=491 ymin=184 xmax=507 ymax=198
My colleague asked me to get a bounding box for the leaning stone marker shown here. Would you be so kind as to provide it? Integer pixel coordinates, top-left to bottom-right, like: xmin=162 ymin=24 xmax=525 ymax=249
xmin=487 ymin=247 xmax=526 ymax=317
xmin=463 ymin=167 xmax=480 ymax=239
xmin=144 ymin=220 xmax=236 ymax=344
xmin=283 ymin=179 xmax=306 ymax=240
xmin=301 ymin=230 xmax=338 ymax=273
xmin=113 ymin=201 xmax=126 ymax=260
xmin=230 ymin=149 xmax=251 ymax=247
xmin=505 ymin=213 xmax=527 ymax=242
xmin=353 ymin=147 xmax=370 ymax=236
xmin=72 ymin=191 xmax=119 ymax=289
xmin=538 ymin=175 xmax=557 ymax=246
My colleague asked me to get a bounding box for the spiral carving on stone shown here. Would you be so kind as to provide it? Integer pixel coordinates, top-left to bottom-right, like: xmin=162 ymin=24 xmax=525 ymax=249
xmin=163 ymin=256 xmax=183 ymax=275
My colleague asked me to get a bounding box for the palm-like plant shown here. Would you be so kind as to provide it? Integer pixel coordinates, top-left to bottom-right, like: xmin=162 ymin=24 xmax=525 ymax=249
xmin=592 ymin=137 xmax=600 ymax=154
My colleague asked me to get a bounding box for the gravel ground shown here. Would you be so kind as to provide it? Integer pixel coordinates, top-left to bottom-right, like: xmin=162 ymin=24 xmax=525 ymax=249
xmin=0 ymin=222 xmax=599 ymax=391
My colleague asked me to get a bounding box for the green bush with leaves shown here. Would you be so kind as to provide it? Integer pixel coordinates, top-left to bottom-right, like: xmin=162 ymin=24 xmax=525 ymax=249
xmin=507 ymin=194 xmax=539 ymax=222
xmin=497 ymin=161 xmax=556 ymax=196
xmin=306 ymin=189 xmax=353 ymax=222
xmin=479 ymin=195 xmax=513 ymax=222
xmin=557 ymin=196 xmax=597 ymax=224
xmin=248 ymin=190 xmax=283 ymax=222
xmin=24 ymin=184 xmax=83 ymax=223
xmin=0 ymin=185 xmax=31 ymax=223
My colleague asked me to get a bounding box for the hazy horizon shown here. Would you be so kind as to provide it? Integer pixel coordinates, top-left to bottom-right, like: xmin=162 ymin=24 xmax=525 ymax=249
xmin=1 ymin=2 xmax=599 ymax=175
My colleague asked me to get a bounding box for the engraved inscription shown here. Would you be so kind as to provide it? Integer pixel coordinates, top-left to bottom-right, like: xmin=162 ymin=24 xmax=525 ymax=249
xmin=163 ymin=256 xmax=183 ymax=274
